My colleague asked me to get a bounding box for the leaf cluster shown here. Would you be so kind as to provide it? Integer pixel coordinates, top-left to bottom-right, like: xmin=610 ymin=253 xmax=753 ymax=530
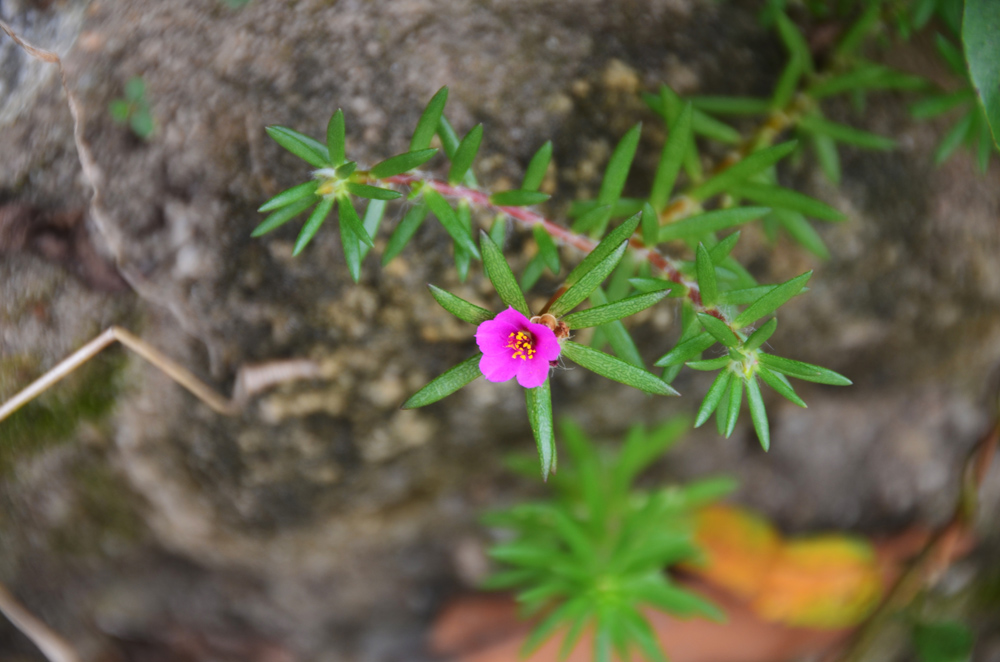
xmin=483 ymin=419 xmax=735 ymax=662
xmin=109 ymin=77 xmax=154 ymax=139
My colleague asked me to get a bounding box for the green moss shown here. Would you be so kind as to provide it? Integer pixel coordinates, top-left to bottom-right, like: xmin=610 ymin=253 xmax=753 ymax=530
xmin=0 ymin=348 xmax=126 ymax=476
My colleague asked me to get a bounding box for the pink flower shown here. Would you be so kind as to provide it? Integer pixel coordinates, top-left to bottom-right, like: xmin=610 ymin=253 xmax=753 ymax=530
xmin=475 ymin=307 xmax=562 ymax=388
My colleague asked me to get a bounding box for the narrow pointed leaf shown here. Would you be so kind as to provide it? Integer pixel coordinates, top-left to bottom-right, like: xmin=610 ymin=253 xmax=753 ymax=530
xmin=369 ymin=149 xmax=438 ymax=179
xmin=598 ymin=124 xmax=642 ymax=207
xmin=252 ymin=196 xmax=315 ymax=236
xmin=654 ymin=332 xmax=716 ymax=367
xmin=402 ymin=354 xmax=482 ymax=408
xmin=686 ymin=356 xmax=730 ymax=371
xmin=775 ymin=12 xmax=814 ymax=73
xmin=561 ymin=341 xmax=678 ymax=395
xmin=734 ymin=271 xmax=811 ymax=329
xmin=910 ymin=90 xmax=975 ymax=119
xmin=520 ymin=254 xmax=545 ymax=291
xmin=335 ymin=161 xmax=357 ymax=179
xmin=772 ymin=208 xmax=830 ymax=259
xmin=690 ymin=96 xmax=774 ymax=115
xmin=571 ymin=204 xmax=612 ymax=233
xmin=759 ymin=353 xmax=852 ymax=385
xmin=326 ymin=109 xmax=345 ymax=166
xmin=345 ymin=182 xmax=403 ymax=200
xmin=707 ymin=232 xmax=741 ymax=264
xmin=723 ymin=375 xmax=743 ymax=437
xmin=449 ymin=123 xmax=483 ymax=184
xmin=772 ymin=55 xmax=805 ymax=110
xmin=259 ymin=181 xmax=320 ymax=212
xmin=358 ymin=199 xmax=386 ymax=260
xmin=382 ymin=202 xmax=427 ymax=265
xmin=424 ymin=189 xmax=480 ymax=258
xmin=935 ymin=112 xmax=975 ymax=164
xmin=532 ymin=225 xmax=560 ymax=273
xmin=658 ymin=206 xmax=770 ymax=242
xmin=411 ymin=87 xmax=448 ymax=151
xmin=744 ymin=318 xmax=777 ymax=351
xmin=717 ymin=284 xmax=778 ymax=305
xmin=522 ymin=141 xmax=552 ymax=191
xmin=697 ymin=313 xmax=739 ymax=348
xmin=428 ymin=285 xmax=492 ymax=324
xmin=629 ymin=277 xmax=677 ymax=294
xmin=640 ymin=202 xmax=659 ymax=248
xmin=337 ymin=195 xmax=374 ymax=248
xmin=339 ymin=214 xmax=362 ymax=282
xmin=590 ymin=289 xmax=644 ymax=368
xmin=689 ymin=142 xmax=797 ymax=201
xmin=490 ymin=190 xmax=551 ymax=207
xmin=521 ymin=598 xmax=590 ymax=656
xmin=798 ymin=115 xmax=896 ymax=150
xmin=811 ymin=133 xmax=841 ymax=184
xmin=759 ymin=366 xmax=807 ymax=407
xmin=745 ymin=377 xmax=770 ymax=450
xmin=548 ymin=241 xmax=628 ymax=317
xmin=525 ymin=380 xmax=556 ymax=480
xmin=650 ymin=103 xmax=692 ymax=212
xmin=692 ymin=110 xmax=741 ymax=144
xmin=292 ymin=196 xmax=335 ymax=255
xmin=562 ymin=291 xmax=669 ymax=329
xmin=732 ymin=183 xmax=844 ymax=221
xmin=696 ymin=244 xmax=717 ymax=306
xmin=695 ymin=370 xmax=732 ymax=427
xmin=266 ymin=125 xmax=330 ymax=167
xmin=564 ymin=213 xmax=641 ymax=287
xmin=480 ymin=230 xmax=530 ymax=317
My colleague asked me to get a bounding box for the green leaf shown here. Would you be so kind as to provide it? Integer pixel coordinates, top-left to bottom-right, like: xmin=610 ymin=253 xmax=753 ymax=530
xmin=912 ymin=620 xmax=974 ymax=662
xmin=266 ymin=125 xmax=330 ymax=167
xmin=734 ymin=271 xmax=811 ymax=329
xmin=759 ymin=353 xmax=852 ymax=385
xmin=339 ymin=213 xmax=362 ymax=283
xmin=692 ymin=110 xmax=741 ymax=144
xmin=525 ymin=379 xmax=556 ymax=480
xmin=480 ymin=230 xmax=530 ymax=317
xmin=345 ymin=182 xmax=403 ymax=201
xmin=686 ymin=356 xmax=730 ymax=371
xmin=690 ymin=96 xmax=770 ymax=115
xmin=696 ymin=370 xmax=733 ymax=427
xmin=775 ymin=11 xmax=814 ymax=73
xmin=428 ymin=285 xmax=492 ymax=324
xmin=125 ymin=77 xmax=146 ymax=101
xmin=358 ymin=199 xmax=386 ymax=261
xmin=335 ymin=161 xmax=357 ymax=179
xmin=833 ymin=1 xmax=881 ymax=59
xmin=522 ymin=141 xmax=553 ymax=192
xmin=336 ymin=194 xmax=374 ymax=248
xmin=561 ymin=341 xmax=679 ymax=395
xmin=962 ymin=0 xmax=1000 ymax=147
xmin=292 ymin=196 xmax=335 ymax=255
xmin=562 ymin=291 xmax=669 ymax=328
xmin=252 ymin=196 xmax=316 ymax=236
xmin=520 ymin=254 xmax=546 ymax=291
xmin=745 ymin=377 xmax=770 ymax=450
xmin=708 ymin=231 xmax=741 ymax=264
xmin=449 ymin=123 xmax=483 ymax=184
xmin=402 ymin=354 xmax=482 ymax=408
xmin=810 ymin=64 xmax=926 ymax=99
xmin=732 ymin=183 xmax=844 ymax=222
xmin=589 ymin=289 xmax=644 ymax=367
xmin=650 ymin=103 xmax=692 ymax=213
xmin=571 ymin=204 xmax=612 ymax=234
xmin=744 ymin=318 xmax=777 ymax=351
xmin=688 ymin=142 xmax=797 ymax=201
xmin=695 ymin=244 xmax=717 ymax=307
xmin=424 ymin=189 xmax=481 ymax=259
xmin=564 ymin=214 xmax=640 ymax=287
xmin=722 ymin=375 xmax=743 ymax=437
xmin=549 ymin=241 xmax=628 ymax=317
xmin=532 ymin=225 xmax=560 ymax=273
xmin=130 ymin=109 xmax=154 ymax=138
xmin=620 ymin=608 xmax=667 ymax=662
xmin=798 ymin=115 xmax=896 ymax=150
xmin=658 ymin=207 xmax=769 ymax=242
xmin=911 ymin=90 xmax=975 ymax=119
xmin=772 ymin=208 xmax=830 ymax=259
xmin=654 ymin=332 xmax=715 ymax=367
xmin=258 ymin=181 xmax=320 ymax=212
xmin=935 ymin=34 xmax=967 ymax=76
xmin=772 ymin=55 xmax=805 ymax=110
xmin=758 ymin=366 xmax=807 ymax=407
xmin=717 ymin=284 xmax=778 ymax=305
xmin=368 ymin=149 xmax=438 ymax=179
xmin=698 ymin=313 xmax=739 ymax=348
xmin=935 ymin=112 xmax=976 ymax=164
xmin=598 ymin=124 xmax=642 ymax=208
xmin=811 ymin=133 xmax=841 ymax=185
xmin=411 ymin=87 xmax=448 ymax=151
xmin=382 ymin=202 xmax=427 ymax=265
xmin=109 ymin=99 xmax=132 ymax=123
xmin=632 ymin=578 xmax=725 ymax=621
xmin=490 ymin=190 xmax=551 ymax=207
xmin=326 ymin=109 xmax=345 ymax=166
xmin=629 ymin=277 xmax=677 ymax=294
xmin=521 ymin=598 xmax=590 ymax=656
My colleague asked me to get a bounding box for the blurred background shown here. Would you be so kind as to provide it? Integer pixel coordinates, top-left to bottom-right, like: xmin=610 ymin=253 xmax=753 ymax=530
xmin=1 ymin=0 xmax=998 ymax=660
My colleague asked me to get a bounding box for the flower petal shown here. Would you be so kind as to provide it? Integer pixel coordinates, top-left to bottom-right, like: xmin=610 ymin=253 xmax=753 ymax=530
xmin=526 ymin=321 xmax=562 ymax=362
xmin=493 ymin=306 xmax=531 ymax=329
xmin=479 ymin=352 xmax=519 ymax=383
xmin=516 ymin=357 xmax=551 ymax=388
xmin=476 ymin=319 xmax=519 ymax=355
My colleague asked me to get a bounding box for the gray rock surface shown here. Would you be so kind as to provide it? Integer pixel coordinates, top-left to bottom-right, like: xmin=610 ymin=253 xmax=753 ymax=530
xmin=1 ymin=0 xmax=998 ymax=660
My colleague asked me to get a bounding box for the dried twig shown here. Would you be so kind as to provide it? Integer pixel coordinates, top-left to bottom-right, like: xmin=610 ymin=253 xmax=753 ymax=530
xmin=0 ymin=582 xmax=81 ymax=662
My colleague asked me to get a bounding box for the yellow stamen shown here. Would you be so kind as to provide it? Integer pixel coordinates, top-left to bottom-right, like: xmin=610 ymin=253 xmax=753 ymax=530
xmin=506 ymin=331 xmax=536 ymax=361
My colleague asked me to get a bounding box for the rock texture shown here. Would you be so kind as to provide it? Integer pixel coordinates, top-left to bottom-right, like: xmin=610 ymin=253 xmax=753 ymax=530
xmin=1 ymin=0 xmax=998 ymax=660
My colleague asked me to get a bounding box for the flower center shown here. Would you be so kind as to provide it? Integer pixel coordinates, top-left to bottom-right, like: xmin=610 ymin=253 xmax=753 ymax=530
xmin=506 ymin=331 xmax=536 ymax=361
